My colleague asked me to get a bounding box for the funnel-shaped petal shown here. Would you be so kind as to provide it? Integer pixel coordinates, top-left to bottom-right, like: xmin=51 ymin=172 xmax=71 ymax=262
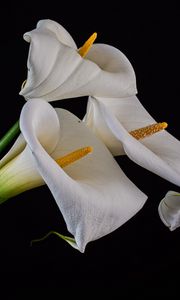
xmin=18 ymin=99 xmax=147 ymax=252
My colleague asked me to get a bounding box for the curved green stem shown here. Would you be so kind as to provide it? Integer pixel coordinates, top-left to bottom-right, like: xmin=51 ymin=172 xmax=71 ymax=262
xmin=0 ymin=120 xmax=20 ymax=154
xmin=31 ymin=230 xmax=78 ymax=250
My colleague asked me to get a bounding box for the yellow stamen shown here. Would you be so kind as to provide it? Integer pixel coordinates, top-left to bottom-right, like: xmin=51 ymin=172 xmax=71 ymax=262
xmin=130 ymin=122 xmax=168 ymax=140
xmin=21 ymin=79 xmax=27 ymax=90
xmin=55 ymin=146 xmax=93 ymax=168
xmin=78 ymin=32 xmax=97 ymax=57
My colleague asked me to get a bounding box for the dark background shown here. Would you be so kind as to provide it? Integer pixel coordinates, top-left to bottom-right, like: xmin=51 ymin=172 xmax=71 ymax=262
xmin=0 ymin=1 xmax=179 ymax=298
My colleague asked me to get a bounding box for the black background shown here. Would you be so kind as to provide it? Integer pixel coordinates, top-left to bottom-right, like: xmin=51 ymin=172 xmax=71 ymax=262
xmin=0 ymin=1 xmax=179 ymax=298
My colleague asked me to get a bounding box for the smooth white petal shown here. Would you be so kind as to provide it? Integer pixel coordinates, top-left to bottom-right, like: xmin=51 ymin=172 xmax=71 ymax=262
xmin=36 ymin=19 xmax=77 ymax=48
xmin=85 ymin=95 xmax=154 ymax=130
xmin=20 ymin=98 xmax=60 ymax=154
xmin=0 ymin=98 xmax=60 ymax=202
xmin=21 ymin=19 xmax=77 ymax=94
xmin=88 ymin=98 xmax=180 ymax=187
xmin=84 ymin=95 xmax=155 ymax=155
xmin=158 ymin=191 xmax=180 ymax=230
xmin=20 ymin=20 xmax=137 ymax=101
xmin=85 ymin=43 xmax=137 ymax=97
xmin=83 ymin=96 xmax=126 ymax=155
xmin=20 ymin=99 xmax=147 ymax=252
xmin=20 ymin=39 xmax=100 ymax=100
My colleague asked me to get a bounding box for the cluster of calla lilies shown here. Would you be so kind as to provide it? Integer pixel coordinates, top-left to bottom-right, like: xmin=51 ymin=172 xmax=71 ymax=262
xmin=0 ymin=19 xmax=180 ymax=252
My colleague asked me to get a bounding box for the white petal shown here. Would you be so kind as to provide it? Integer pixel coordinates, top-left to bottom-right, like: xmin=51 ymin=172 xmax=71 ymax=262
xmin=36 ymin=19 xmax=77 ymax=48
xmin=20 ymin=37 xmax=100 ymax=101
xmin=84 ymin=95 xmax=155 ymax=155
xmin=85 ymin=95 xmax=154 ymax=130
xmin=83 ymin=96 xmax=126 ymax=155
xmin=158 ymin=191 xmax=180 ymax=230
xmin=0 ymin=98 xmax=61 ymax=202
xmin=20 ymin=20 xmax=137 ymax=101
xmin=20 ymin=99 xmax=147 ymax=252
xmin=22 ymin=19 xmax=77 ymax=94
xmin=19 ymin=19 xmax=98 ymax=100
xmin=123 ymin=133 xmax=180 ymax=186
xmin=87 ymin=98 xmax=180 ymax=187
xmin=86 ymin=44 xmax=137 ymax=97
xmin=20 ymin=98 xmax=60 ymax=154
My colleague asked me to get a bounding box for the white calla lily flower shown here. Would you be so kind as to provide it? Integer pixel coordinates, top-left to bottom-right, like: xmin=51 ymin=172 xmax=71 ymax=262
xmin=19 ymin=19 xmax=136 ymax=100
xmin=84 ymin=96 xmax=180 ymax=187
xmin=0 ymin=99 xmax=147 ymax=252
xmin=158 ymin=191 xmax=180 ymax=231
xmin=19 ymin=19 xmax=180 ymax=188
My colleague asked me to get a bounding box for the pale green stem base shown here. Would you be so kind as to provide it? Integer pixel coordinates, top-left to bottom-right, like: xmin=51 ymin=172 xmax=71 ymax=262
xmin=0 ymin=148 xmax=44 ymax=204
xmin=0 ymin=120 xmax=20 ymax=154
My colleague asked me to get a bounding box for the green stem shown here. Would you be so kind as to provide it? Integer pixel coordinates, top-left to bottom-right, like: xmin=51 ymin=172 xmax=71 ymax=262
xmin=0 ymin=120 xmax=20 ymax=154
xmin=30 ymin=231 xmax=78 ymax=250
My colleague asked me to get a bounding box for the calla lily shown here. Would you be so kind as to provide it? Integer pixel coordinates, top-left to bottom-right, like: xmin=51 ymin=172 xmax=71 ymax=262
xmin=84 ymin=97 xmax=180 ymax=187
xmin=158 ymin=191 xmax=180 ymax=231
xmin=19 ymin=19 xmax=136 ymax=100
xmin=0 ymin=99 xmax=147 ymax=252
xmin=19 ymin=19 xmax=180 ymax=188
